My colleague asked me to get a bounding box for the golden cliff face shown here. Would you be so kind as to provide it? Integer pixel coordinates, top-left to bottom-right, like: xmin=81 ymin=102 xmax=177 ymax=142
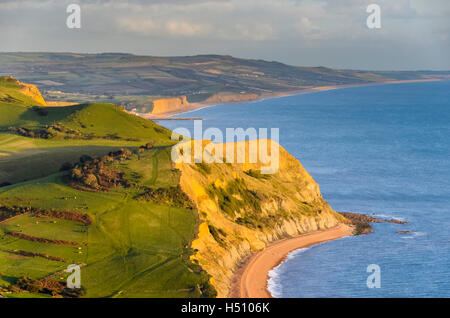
xmin=151 ymin=96 xmax=189 ymax=115
xmin=18 ymin=81 xmax=47 ymax=106
xmin=176 ymin=140 xmax=345 ymax=297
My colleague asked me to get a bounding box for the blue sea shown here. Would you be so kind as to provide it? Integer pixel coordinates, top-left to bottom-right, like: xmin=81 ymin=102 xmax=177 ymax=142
xmin=159 ymin=81 xmax=450 ymax=297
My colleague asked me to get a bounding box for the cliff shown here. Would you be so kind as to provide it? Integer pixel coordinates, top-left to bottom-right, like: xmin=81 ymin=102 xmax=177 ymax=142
xmin=151 ymin=96 xmax=189 ymax=115
xmin=176 ymin=139 xmax=346 ymax=297
xmin=0 ymin=76 xmax=46 ymax=106
xmin=19 ymin=82 xmax=47 ymax=106
xmin=148 ymin=92 xmax=262 ymax=117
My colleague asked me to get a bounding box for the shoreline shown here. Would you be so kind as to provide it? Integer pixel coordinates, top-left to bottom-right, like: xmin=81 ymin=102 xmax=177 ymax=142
xmin=142 ymin=78 xmax=443 ymax=119
xmin=228 ymin=223 xmax=353 ymax=298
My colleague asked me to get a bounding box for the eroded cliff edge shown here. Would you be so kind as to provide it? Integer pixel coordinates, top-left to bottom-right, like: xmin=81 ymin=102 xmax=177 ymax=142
xmin=176 ymin=140 xmax=347 ymax=297
xmin=1 ymin=76 xmax=47 ymax=106
xmin=151 ymin=96 xmax=189 ymax=115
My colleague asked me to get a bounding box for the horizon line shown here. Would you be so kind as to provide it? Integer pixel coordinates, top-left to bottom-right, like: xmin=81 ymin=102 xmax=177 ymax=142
xmin=1 ymin=51 xmax=450 ymax=73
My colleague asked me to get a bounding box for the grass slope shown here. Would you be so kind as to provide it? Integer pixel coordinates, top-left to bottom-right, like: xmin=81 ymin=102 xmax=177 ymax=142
xmin=0 ymin=82 xmax=174 ymax=184
xmin=0 ymin=147 xmax=213 ymax=298
xmin=0 ymin=79 xmax=215 ymax=297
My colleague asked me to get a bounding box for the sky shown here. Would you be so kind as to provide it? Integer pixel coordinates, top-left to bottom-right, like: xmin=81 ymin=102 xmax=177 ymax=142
xmin=0 ymin=0 xmax=449 ymax=70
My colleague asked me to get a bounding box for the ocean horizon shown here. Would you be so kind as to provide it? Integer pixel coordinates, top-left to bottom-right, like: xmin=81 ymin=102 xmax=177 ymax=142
xmin=160 ymin=80 xmax=450 ymax=297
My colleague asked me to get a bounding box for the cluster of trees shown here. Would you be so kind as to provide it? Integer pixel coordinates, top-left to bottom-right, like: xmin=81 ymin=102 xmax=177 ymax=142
xmin=33 ymin=209 xmax=92 ymax=225
xmin=11 ymin=277 xmax=85 ymax=298
xmin=7 ymin=231 xmax=82 ymax=246
xmin=0 ymin=204 xmax=35 ymax=222
xmin=8 ymin=126 xmax=53 ymax=139
xmin=8 ymin=249 xmax=68 ymax=263
xmin=0 ymin=203 xmax=92 ymax=225
xmin=137 ymin=142 xmax=154 ymax=153
xmin=65 ymin=149 xmax=133 ymax=191
xmin=64 ymin=143 xmax=155 ymax=192
xmin=7 ymin=122 xmax=139 ymax=141
xmin=8 ymin=123 xmax=85 ymax=139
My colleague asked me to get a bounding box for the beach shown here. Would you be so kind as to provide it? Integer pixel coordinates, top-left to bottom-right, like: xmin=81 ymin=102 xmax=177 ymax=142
xmin=229 ymin=224 xmax=353 ymax=298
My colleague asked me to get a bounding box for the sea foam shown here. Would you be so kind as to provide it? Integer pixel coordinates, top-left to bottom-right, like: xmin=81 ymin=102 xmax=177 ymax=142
xmin=267 ymin=247 xmax=311 ymax=298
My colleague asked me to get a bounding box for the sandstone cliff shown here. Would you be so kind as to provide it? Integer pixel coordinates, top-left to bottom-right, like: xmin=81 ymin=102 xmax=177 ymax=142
xmin=151 ymin=96 xmax=189 ymax=115
xmin=0 ymin=76 xmax=46 ymax=106
xmin=19 ymin=83 xmax=46 ymax=106
xmin=176 ymin=139 xmax=346 ymax=297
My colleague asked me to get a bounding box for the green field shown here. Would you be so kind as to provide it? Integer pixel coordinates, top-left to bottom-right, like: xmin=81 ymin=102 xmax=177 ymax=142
xmin=0 ymin=92 xmax=175 ymax=185
xmin=0 ymin=78 xmax=214 ymax=298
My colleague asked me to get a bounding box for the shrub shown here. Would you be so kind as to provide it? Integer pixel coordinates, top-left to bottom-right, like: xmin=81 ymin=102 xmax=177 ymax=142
xmin=65 ymin=151 xmax=130 ymax=191
xmin=14 ymin=276 xmax=85 ymax=298
xmin=136 ymin=185 xmax=195 ymax=209
xmin=195 ymin=162 xmax=211 ymax=174
xmin=71 ymin=168 xmax=83 ymax=180
xmin=207 ymin=224 xmax=227 ymax=246
xmin=79 ymin=155 xmax=93 ymax=163
xmin=60 ymin=162 xmax=73 ymax=171
xmin=200 ymin=281 xmax=217 ymax=298
xmin=32 ymin=106 xmax=49 ymax=116
xmin=83 ymin=173 xmax=99 ymax=188
xmin=145 ymin=142 xmax=154 ymax=149
xmin=244 ymin=169 xmax=270 ymax=180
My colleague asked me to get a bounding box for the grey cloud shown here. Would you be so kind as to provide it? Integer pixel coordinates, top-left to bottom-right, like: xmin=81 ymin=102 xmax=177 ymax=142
xmin=0 ymin=0 xmax=448 ymax=70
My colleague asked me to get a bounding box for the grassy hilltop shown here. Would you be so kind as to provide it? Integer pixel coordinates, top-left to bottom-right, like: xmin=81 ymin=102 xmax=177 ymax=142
xmin=0 ymin=77 xmax=345 ymax=298
xmin=0 ymin=75 xmax=173 ymax=185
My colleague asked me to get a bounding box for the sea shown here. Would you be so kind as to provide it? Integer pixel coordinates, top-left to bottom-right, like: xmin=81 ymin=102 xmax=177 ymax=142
xmin=159 ymin=80 xmax=450 ymax=297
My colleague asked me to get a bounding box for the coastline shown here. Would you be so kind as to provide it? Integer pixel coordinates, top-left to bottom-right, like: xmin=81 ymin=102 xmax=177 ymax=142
xmin=142 ymin=78 xmax=442 ymax=119
xmin=228 ymin=223 xmax=353 ymax=298
xmin=145 ymin=78 xmax=437 ymax=298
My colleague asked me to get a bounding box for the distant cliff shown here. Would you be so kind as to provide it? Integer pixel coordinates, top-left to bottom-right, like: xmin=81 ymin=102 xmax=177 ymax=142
xmin=151 ymin=96 xmax=189 ymax=115
xmin=148 ymin=92 xmax=262 ymax=116
xmin=176 ymin=140 xmax=347 ymax=297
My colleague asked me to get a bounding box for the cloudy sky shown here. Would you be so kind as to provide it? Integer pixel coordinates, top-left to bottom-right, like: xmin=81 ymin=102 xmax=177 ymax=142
xmin=0 ymin=0 xmax=449 ymax=70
